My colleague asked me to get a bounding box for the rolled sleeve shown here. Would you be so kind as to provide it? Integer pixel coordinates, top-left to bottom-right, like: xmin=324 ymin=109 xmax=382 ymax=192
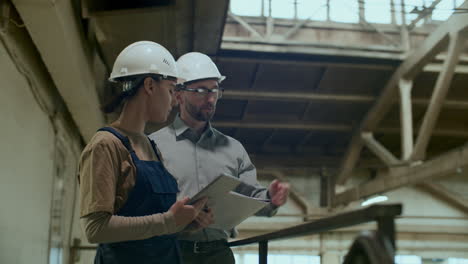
xmin=236 ymin=146 xmax=278 ymax=217
xmin=78 ymin=138 xmax=118 ymax=216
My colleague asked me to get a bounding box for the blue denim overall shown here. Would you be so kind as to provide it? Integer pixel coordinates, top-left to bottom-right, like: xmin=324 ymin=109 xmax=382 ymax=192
xmin=94 ymin=127 xmax=181 ymax=264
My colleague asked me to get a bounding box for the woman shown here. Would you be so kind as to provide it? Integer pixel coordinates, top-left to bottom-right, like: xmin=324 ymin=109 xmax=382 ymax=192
xmin=78 ymin=41 xmax=206 ymax=264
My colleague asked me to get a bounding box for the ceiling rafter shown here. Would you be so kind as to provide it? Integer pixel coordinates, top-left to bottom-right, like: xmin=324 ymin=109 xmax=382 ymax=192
xmin=417 ymin=182 xmax=468 ymax=214
xmin=213 ymin=120 xmax=468 ymax=138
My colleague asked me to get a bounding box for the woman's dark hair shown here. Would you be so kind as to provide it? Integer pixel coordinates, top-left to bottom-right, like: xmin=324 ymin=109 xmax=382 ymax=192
xmin=101 ymin=75 xmax=160 ymax=113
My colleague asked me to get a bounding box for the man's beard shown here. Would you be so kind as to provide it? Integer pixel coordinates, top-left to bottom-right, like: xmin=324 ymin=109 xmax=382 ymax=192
xmin=185 ymin=101 xmax=215 ymax=122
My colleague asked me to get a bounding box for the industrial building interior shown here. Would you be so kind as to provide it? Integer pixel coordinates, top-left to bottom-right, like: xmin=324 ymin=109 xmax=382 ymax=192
xmin=1 ymin=0 xmax=468 ymax=263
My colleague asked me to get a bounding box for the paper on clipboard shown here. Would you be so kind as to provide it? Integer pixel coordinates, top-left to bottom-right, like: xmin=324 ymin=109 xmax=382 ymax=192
xmin=187 ymin=173 xmax=270 ymax=230
xmin=210 ymin=191 xmax=269 ymax=230
xmin=188 ymin=174 xmax=242 ymax=207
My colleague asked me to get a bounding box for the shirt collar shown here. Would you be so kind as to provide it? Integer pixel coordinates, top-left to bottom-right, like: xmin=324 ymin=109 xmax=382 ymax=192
xmin=173 ymin=114 xmax=190 ymax=137
xmin=172 ymin=114 xmax=214 ymax=139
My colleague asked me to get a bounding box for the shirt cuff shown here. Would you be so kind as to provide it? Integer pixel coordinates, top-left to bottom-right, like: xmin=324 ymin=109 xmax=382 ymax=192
xmin=265 ymin=190 xmax=279 ymax=215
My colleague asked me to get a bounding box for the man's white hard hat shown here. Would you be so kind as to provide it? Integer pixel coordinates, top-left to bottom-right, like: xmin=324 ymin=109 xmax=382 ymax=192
xmin=176 ymin=52 xmax=225 ymax=85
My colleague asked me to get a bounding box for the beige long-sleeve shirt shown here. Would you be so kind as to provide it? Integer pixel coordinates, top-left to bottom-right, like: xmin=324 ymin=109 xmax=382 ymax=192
xmin=78 ymin=127 xmax=179 ymax=244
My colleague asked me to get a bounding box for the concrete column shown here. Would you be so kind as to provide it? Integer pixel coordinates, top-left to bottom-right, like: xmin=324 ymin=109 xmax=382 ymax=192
xmin=321 ymin=251 xmax=341 ymax=264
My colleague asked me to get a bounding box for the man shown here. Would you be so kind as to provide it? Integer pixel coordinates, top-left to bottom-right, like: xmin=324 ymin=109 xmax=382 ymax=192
xmin=149 ymin=52 xmax=290 ymax=264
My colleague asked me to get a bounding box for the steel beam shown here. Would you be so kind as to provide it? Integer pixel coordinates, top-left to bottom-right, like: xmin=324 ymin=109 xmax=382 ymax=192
xmin=213 ymin=120 xmax=351 ymax=131
xmin=335 ymin=1 xmax=468 ymax=184
xmin=213 ymin=120 xmax=468 ymax=137
xmin=194 ymin=0 xmax=230 ymax=55
xmin=408 ymin=0 xmax=443 ymax=30
xmin=223 ymin=90 xmax=468 ymax=110
xmin=222 ymin=37 xmax=404 ymax=60
xmin=250 ymin=154 xmax=383 ymax=169
xmin=399 ymin=79 xmax=414 ymax=161
xmin=336 ymin=133 xmax=365 ymax=184
xmin=411 ymin=33 xmax=466 ymax=161
xmin=12 ymin=0 xmax=105 ymax=141
xmin=228 ymin=12 xmax=264 ymax=39
xmin=333 ymin=143 xmax=468 ymax=206
xmin=218 ymin=56 xmax=397 ymax=70
xmin=282 ymin=18 xmax=311 ymax=40
xmin=361 ymin=132 xmax=401 ymax=166
xmin=418 ymin=182 xmax=468 ymax=214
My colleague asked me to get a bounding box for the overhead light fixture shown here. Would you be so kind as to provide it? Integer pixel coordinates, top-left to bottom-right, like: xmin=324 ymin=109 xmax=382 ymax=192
xmin=361 ymin=195 xmax=388 ymax=207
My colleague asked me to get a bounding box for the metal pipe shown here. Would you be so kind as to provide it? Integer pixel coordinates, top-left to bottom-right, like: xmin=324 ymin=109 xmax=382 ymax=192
xmin=259 ymin=241 xmax=268 ymax=264
xmin=229 ymin=204 xmax=402 ymax=247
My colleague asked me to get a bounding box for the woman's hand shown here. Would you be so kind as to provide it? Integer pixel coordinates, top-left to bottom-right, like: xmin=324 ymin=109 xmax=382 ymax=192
xmin=195 ymin=207 xmax=214 ymax=228
xmin=181 ymin=207 xmax=215 ymax=234
xmin=169 ymin=197 xmax=208 ymax=228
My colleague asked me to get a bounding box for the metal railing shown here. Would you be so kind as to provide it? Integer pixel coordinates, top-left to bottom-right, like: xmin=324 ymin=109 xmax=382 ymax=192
xmin=228 ymin=204 xmax=402 ymax=264
xmin=70 ymin=204 xmax=401 ymax=264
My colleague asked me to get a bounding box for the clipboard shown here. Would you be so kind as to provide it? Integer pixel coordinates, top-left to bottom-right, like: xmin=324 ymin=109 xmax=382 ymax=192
xmin=187 ymin=173 xmax=270 ymax=230
xmin=188 ymin=173 xmax=242 ymax=206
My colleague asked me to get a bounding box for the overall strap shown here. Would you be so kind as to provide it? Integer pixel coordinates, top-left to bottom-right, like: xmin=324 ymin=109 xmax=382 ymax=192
xmin=97 ymin=127 xmax=134 ymax=153
xmin=148 ymin=138 xmax=163 ymax=161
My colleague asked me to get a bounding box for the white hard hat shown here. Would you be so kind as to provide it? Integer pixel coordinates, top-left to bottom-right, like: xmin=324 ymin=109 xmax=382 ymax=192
xmin=109 ymin=41 xmax=178 ymax=82
xmin=176 ymin=52 xmax=225 ymax=85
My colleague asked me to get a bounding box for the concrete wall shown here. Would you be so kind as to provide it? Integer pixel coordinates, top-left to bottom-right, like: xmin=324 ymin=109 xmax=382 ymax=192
xmin=0 ymin=38 xmax=55 ymax=264
xmin=0 ymin=20 xmax=82 ymax=263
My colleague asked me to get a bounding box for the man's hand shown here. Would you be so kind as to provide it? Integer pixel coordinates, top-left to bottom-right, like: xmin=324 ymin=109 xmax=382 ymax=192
xmin=268 ymin=180 xmax=290 ymax=206
xmin=169 ymin=197 xmax=208 ymax=228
